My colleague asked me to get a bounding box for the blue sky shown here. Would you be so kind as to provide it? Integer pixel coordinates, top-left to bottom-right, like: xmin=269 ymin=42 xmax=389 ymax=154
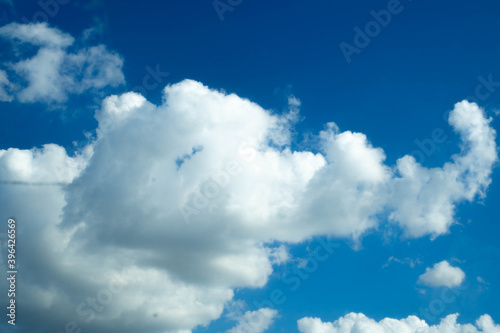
xmin=0 ymin=1 xmax=499 ymax=332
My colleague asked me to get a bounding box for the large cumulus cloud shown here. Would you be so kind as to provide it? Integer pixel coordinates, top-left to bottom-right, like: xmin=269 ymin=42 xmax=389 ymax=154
xmin=0 ymin=79 xmax=497 ymax=332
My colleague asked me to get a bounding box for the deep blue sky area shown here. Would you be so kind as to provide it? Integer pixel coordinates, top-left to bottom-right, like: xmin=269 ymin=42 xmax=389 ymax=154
xmin=1 ymin=1 xmax=500 ymax=332
xmin=2 ymin=0 xmax=500 ymax=159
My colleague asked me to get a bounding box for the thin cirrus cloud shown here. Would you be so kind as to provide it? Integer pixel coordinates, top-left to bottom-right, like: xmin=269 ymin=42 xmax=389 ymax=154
xmin=0 ymin=23 xmax=498 ymax=333
xmin=0 ymin=22 xmax=124 ymax=104
xmin=297 ymin=313 xmax=500 ymax=333
xmin=418 ymin=260 xmax=466 ymax=288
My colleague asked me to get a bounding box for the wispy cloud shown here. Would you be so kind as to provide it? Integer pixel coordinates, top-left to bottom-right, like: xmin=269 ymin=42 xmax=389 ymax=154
xmin=0 ymin=22 xmax=124 ymax=106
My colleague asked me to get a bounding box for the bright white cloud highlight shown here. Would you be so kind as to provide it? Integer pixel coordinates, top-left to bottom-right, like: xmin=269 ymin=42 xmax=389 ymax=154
xmin=227 ymin=308 xmax=278 ymax=333
xmin=0 ymin=80 xmax=497 ymax=332
xmin=0 ymin=22 xmax=124 ymax=104
xmin=418 ymin=261 xmax=466 ymax=288
xmin=297 ymin=313 xmax=500 ymax=333
xmin=388 ymin=101 xmax=497 ymax=238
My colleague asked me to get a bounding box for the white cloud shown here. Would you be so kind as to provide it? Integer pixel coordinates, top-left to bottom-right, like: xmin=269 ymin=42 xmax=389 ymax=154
xmin=0 ymin=22 xmax=124 ymax=104
xmin=297 ymin=313 xmax=500 ymax=333
xmin=0 ymin=80 xmax=497 ymax=332
xmin=267 ymin=245 xmax=291 ymax=265
xmin=418 ymin=261 xmax=466 ymax=288
xmin=478 ymin=276 xmax=488 ymax=284
xmin=0 ymin=69 xmax=14 ymax=101
xmin=382 ymin=256 xmax=422 ymax=269
xmin=227 ymin=308 xmax=278 ymax=333
xmin=0 ymin=21 xmax=74 ymax=47
xmin=387 ymin=102 xmax=497 ymax=238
